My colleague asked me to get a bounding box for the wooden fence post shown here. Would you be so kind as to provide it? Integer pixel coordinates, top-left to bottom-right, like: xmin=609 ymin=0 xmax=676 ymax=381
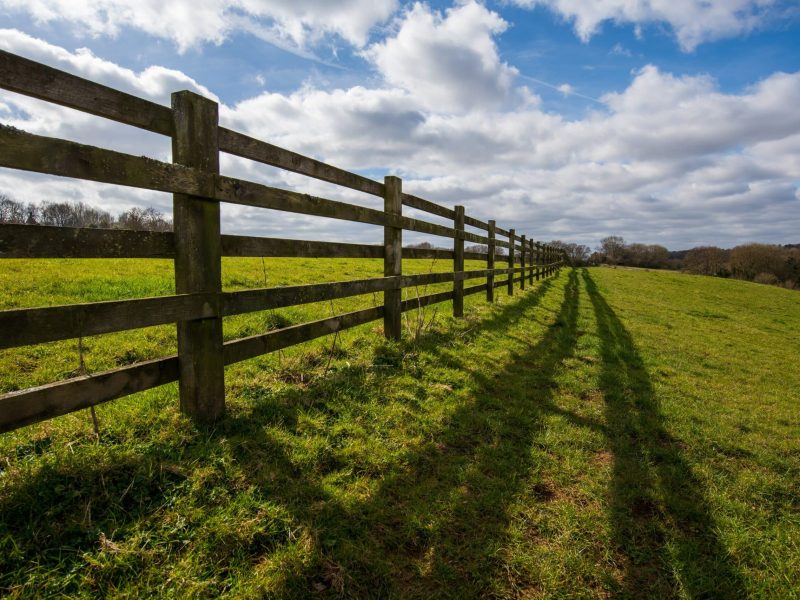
xmin=172 ymin=91 xmax=224 ymax=423
xmin=453 ymin=205 xmax=465 ymax=317
xmin=508 ymin=229 xmax=515 ymax=296
xmin=384 ymin=175 xmax=402 ymax=340
xmin=487 ymin=220 xmax=496 ymax=303
xmin=536 ymin=242 xmax=541 ymax=281
xmin=520 ymin=234 xmax=526 ymax=291
xmin=546 ymin=245 xmax=550 ymax=277
xmin=529 ymin=239 xmax=534 ymax=285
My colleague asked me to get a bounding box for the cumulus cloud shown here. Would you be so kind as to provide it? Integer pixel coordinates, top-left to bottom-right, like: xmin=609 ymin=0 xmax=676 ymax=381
xmin=0 ymin=0 xmax=397 ymax=52
xmin=364 ymin=1 xmax=518 ymax=112
xmin=1 ymin=29 xmax=799 ymax=248
xmin=512 ymin=0 xmax=782 ymax=51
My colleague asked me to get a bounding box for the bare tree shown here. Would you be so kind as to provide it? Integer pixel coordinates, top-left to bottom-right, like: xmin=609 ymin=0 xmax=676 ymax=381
xmin=117 ymin=207 xmax=172 ymax=232
xmin=598 ymin=236 xmax=626 ymax=264
xmin=0 ymin=194 xmax=26 ymax=224
xmin=684 ymin=246 xmax=730 ymax=277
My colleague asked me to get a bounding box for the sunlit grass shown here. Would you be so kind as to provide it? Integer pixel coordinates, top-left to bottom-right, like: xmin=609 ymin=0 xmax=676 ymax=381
xmin=0 ymin=264 xmax=798 ymax=598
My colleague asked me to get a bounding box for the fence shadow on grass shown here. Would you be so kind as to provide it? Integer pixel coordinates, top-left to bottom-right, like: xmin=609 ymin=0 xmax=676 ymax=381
xmin=215 ymin=272 xmax=580 ymax=597
xmin=0 ymin=273 xmax=585 ymax=597
xmin=582 ymin=269 xmax=745 ymax=599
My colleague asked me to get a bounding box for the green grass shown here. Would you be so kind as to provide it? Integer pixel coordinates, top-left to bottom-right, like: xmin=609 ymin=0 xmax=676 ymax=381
xmin=0 ymin=263 xmax=798 ymax=598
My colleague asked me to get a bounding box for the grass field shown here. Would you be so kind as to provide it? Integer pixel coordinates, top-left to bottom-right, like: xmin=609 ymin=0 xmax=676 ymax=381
xmin=0 ymin=262 xmax=798 ymax=598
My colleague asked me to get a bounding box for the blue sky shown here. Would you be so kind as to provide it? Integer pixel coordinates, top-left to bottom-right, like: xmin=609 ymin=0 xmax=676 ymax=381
xmin=1 ymin=0 xmax=799 ymax=249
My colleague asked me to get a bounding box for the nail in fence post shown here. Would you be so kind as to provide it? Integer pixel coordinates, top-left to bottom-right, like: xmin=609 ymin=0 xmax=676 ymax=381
xmin=487 ymin=220 xmax=496 ymax=303
xmin=453 ymin=205 xmax=465 ymax=318
xmin=172 ymin=91 xmax=225 ymax=423
xmin=520 ymin=234 xmax=526 ymax=291
xmin=383 ymin=176 xmax=402 ymax=340
xmin=508 ymin=229 xmax=515 ymax=296
xmin=529 ymin=239 xmax=534 ymax=285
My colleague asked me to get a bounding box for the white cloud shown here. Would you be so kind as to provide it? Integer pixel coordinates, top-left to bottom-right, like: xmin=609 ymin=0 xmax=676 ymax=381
xmin=364 ymin=1 xmax=518 ymax=112
xmin=0 ymin=0 xmax=397 ymax=52
xmin=512 ymin=0 xmax=781 ymax=51
xmin=557 ymin=83 xmax=573 ymax=95
xmin=1 ymin=29 xmax=799 ymax=248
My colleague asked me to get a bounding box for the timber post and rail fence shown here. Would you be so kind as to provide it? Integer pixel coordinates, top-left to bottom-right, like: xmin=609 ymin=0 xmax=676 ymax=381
xmin=0 ymin=50 xmax=566 ymax=433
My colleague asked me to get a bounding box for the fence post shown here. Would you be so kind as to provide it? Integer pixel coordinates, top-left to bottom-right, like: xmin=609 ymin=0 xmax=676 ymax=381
xmin=453 ymin=205 xmax=465 ymax=317
xmin=529 ymin=239 xmax=534 ymax=285
xmin=543 ymin=245 xmax=547 ymax=277
xmin=487 ymin=220 xmax=496 ymax=303
xmin=172 ymin=91 xmax=224 ymax=423
xmin=536 ymin=242 xmax=541 ymax=281
xmin=520 ymin=234 xmax=526 ymax=291
xmin=546 ymin=245 xmax=550 ymax=277
xmin=383 ymin=175 xmax=402 ymax=340
xmin=507 ymin=229 xmax=515 ymax=296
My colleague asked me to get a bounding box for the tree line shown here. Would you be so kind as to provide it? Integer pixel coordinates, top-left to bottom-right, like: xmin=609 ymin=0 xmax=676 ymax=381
xmin=0 ymin=194 xmax=172 ymax=232
xmin=589 ymin=235 xmax=799 ymax=290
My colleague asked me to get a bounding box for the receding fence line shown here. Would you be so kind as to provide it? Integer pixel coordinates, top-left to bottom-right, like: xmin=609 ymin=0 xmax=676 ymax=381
xmin=0 ymin=50 xmax=566 ymax=433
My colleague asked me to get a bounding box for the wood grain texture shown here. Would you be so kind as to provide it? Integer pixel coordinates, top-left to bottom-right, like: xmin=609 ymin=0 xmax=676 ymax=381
xmin=383 ymin=176 xmax=402 ymax=340
xmin=453 ymin=205 xmax=465 ymax=318
xmin=0 ymin=50 xmax=173 ymax=136
xmin=402 ymin=193 xmax=454 ymax=220
xmin=218 ymin=127 xmax=383 ymax=197
xmin=508 ymin=228 xmax=515 ymax=296
xmin=223 ymin=306 xmax=383 ymax=365
xmin=172 ymin=91 xmax=225 ymax=423
xmin=487 ymin=220 xmax=496 ymax=303
xmin=0 ymin=294 xmax=215 ymax=349
xmin=0 ymin=356 xmax=179 ymax=433
xmin=222 ymin=235 xmax=382 ymax=258
xmin=0 ymin=223 xmax=174 ymax=258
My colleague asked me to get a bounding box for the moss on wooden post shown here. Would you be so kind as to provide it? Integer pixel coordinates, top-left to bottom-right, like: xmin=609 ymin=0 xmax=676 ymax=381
xmin=487 ymin=220 xmax=496 ymax=303
xmin=529 ymin=239 xmax=534 ymax=285
xmin=383 ymin=176 xmax=402 ymax=340
xmin=453 ymin=205 xmax=465 ymax=317
xmin=508 ymin=229 xmax=515 ymax=296
xmin=172 ymin=91 xmax=224 ymax=423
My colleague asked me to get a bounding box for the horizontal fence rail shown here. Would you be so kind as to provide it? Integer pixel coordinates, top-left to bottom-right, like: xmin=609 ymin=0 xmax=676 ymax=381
xmin=0 ymin=50 xmax=566 ymax=433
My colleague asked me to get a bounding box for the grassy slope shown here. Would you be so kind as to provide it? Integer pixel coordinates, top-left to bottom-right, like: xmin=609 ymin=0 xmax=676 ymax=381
xmin=0 ymin=264 xmax=798 ymax=598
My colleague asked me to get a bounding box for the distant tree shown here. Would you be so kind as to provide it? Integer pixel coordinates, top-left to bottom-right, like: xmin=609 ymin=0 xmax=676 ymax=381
xmin=625 ymin=243 xmax=670 ymax=268
xmin=0 ymin=193 xmax=26 ymax=224
xmin=0 ymin=193 xmax=172 ymax=232
xmin=39 ymin=202 xmax=77 ymax=227
xmin=407 ymin=241 xmax=435 ymax=250
xmin=684 ymin=246 xmax=730 ymax=277
xmin=117 ymin=207 xmax=172 ymax=232
xmin=598 ymin=236 xmax=626 ymax=264
xmin=588 ymin=251 xmax=604 ymax=265
xmin=73 ymin=202 xmax=114 ymax=228
xmin=753 ymin=272 xmax=779 ymax=285
xmin=549 ymin=240 xmax=590 ymax=265
xmin=729 ymin=244 xmax=785 ymax=281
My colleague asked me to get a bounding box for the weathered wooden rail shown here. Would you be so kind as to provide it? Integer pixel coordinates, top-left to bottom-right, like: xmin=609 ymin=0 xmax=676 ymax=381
xmin=0 ymin=50 xmax=565 ymax=432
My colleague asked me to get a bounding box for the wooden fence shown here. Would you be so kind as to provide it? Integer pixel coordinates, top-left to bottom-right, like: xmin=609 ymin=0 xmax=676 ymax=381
xmin=0 ymin=50 xmax=565 ymax=433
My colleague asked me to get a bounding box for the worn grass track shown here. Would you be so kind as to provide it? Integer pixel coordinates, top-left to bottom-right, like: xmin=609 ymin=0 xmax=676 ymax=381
xmin=0 ymin=264 xmax=798 ymax=598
